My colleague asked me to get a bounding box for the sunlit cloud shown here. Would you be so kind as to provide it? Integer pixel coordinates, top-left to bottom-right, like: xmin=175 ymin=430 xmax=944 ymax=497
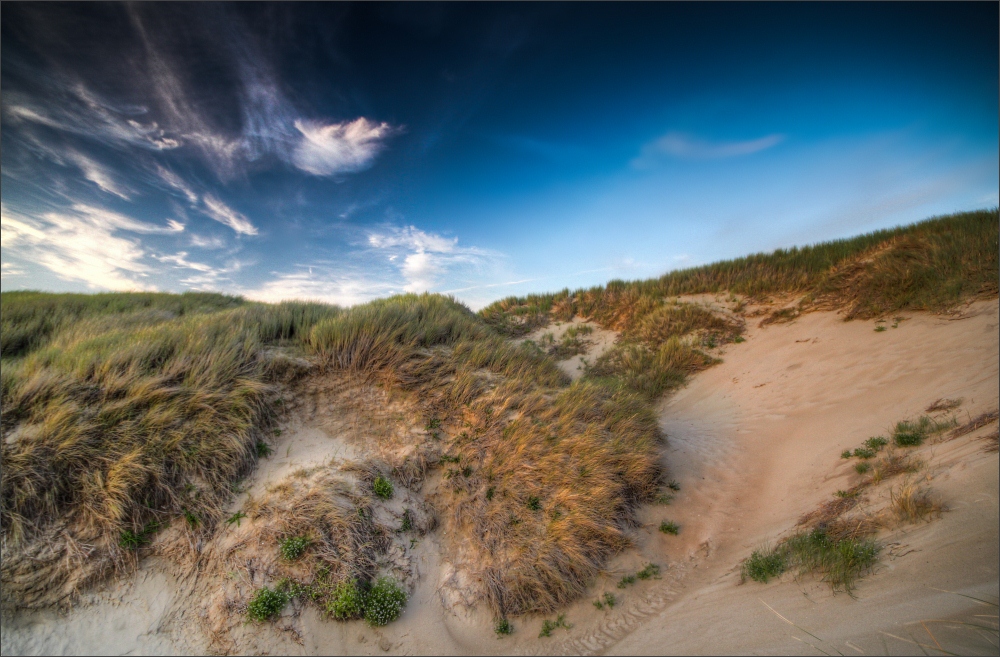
xmin=0 ymin=203 xmax=182 ymax=291
xmin=368 ymin=225 xmax=493 ymax=293
xmin=292 ymin=118 xmax=398 ymax=176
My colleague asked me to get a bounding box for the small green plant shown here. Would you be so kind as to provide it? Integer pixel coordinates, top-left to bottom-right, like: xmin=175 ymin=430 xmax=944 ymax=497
xmin=495 ymin=617 xmax=514 ymax=637
xmin=526 ymin=496 xmax=542 ymax=511
xmin=372 ymin=475 xmax=394 ymax=500
xmin=834 ymin=489 xmax=858 ymax=498
xmin=279 ymin=535 xmax=309 ymax=561
xmin=183 ymin=508 xmax=199 ymax=528
xmin=439 ymin=454 xmax=460 ymax=464
xmin=854 ymin=462 xmax=871 ymax=474
xmin=226 ymin=511 xmax=247 ymax=527
xmin=399 ymin=509 xmax=413 ymax=532
xmin=326 ymin=579 xmax=365 ymax=620
xmin=486 ymin=487 xmax=495 ymax=501
xmin=666 ymin=480 xmax=681 ymax=492
xmin=119 ymin=529 xmax=146 ymax=550
xmin=734 ymin=335 xmax=746 ymax=343
xmin=892 ymin=416 xmax=938 ymax=447
xmin=741 ymin=546 xmax=787 ymax=583
xmin=655 ymin=493 xmax=674 ymax=505
xmin=864 ymin=436 xmax=888 ymax=451
xmin=538 ymin=613 xmax=572 ymax=637
xmin=602 ymin=592 xmax=616 ymax=608
xmin=274 ymin=428 xmax=282 ymax=436
xmin=364 ymin=577 xmax=407 ymax=627
xmin=617 ymin=574 xmax=636 ymax=588
xmin=841 ymin=449 xmax=853 ymax=459
xmin=636 ymin=563 xmax=660 ymax=580
xmin=852 ymin=447 xmax=876 ymax=459
xmin=425 ymin=418 xmax=441 ymax=431
xmin=593 ymin=598 xmax=604 ymax=610
xmin=246 ymin=585 xmax=290 ymax=622
xmin=659 ymin=520 xmax=679 ymax=535
xmin=874 ymin=325 xmax=887 ymax=332
xmin=255 ymin=440 xmax=273 ymax=458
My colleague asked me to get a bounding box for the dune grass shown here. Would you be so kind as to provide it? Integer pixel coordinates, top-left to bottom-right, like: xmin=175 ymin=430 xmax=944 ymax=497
xmin=482 ymin=208 xmax=998 ymax=334
xmin=1 ymin=208 xmax=995 ymax=614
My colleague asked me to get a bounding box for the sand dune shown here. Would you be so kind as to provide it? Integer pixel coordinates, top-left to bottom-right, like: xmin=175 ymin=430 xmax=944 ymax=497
xmin=2 ymin=300 xmax=997 ymax=655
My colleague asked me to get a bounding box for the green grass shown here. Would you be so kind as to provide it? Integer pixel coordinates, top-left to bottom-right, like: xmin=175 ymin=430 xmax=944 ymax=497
xmin=494 ymin=617 xmax=514 ymax=636
xmin=538 ymin=613 xmax=572 ymax=637
xmin=742 ymin=529 xmax=879 ymax=592
xmin=363 ymin=577 xmax=407 ymax=627
xmin=278 ymin=535 xmax=310 ymax=561
xmin=326 ymin=579 xmax=366 ymax=620
xmin=659 ymin=520 xmax=679 ymax=535
xmin=372 ymin=475 xmax=394 ymax=500
xmin=741 ymin=545 xmax=787 ymax=583
xmin=891 ymin=416 xmax=954 ymax=447
xmin=246 ymin=585 xmax=290 ymax=622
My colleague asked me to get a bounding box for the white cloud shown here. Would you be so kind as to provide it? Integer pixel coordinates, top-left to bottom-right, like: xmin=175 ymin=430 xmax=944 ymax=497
xmin=63 ymin=150 xmax=132 ymax=199
xmin=201 ymin=195 xmax=258 ymax=235
xmin=292 ymin=118 xmax=396 ymax=176
xmin=244 ymin=269 xmax=396 ymax=307
xmin=367 ymin=225 xmax=491 ymax=293
xmin=189 ymin=233 xmax=227 ymax=249
xmin=633 ymin=132 xmax=784 ymax=167
xmin=0 ymin=203 xmax=184 ymax=291
xmin=156 ymin=166 xmax=199 ymax=204
xmin=155 ymin=251 xmax=214 ymax=272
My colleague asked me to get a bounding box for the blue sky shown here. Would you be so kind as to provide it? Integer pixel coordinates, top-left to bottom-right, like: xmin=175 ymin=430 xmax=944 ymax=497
xmin=2 ymin=3 xmax=997 ymax=309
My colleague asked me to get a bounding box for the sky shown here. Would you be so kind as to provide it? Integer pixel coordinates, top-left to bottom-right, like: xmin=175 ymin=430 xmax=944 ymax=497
xmin=2 ymin=2 xmax=997 ymax=310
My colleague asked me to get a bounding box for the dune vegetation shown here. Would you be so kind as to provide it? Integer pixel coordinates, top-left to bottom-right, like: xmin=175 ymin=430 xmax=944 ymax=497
xmin=1 ymin=208 xmax=996 ymax=616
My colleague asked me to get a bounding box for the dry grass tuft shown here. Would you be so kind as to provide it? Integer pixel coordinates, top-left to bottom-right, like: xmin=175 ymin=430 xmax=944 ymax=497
xmin=888 ymin=481 xmax=943 ymax=524
xmin=926 ymin=398 xmax=963 ymax=413
xmin=949 ymin=409 xmax=999 ymax=440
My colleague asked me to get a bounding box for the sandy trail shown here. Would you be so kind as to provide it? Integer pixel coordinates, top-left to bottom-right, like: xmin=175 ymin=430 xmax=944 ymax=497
xmin=2 ymin=301 xmax=997 ymax=655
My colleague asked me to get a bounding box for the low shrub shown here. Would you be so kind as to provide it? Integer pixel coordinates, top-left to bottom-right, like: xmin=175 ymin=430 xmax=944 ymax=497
xmin=494 ymin=617 xmax=514 ymax=636
xmin=659 ymin=520 xmax=679 ymax=535
xmin=326 ymin=579 xmax=365 ymax=620
xmin=246 ymin=586 xmax=290 ymax=622
xmin=364 ymin=577 xmax=407 ymax=627
xmin=279 ymin=535 xmax=310 ymax=561
xmin=741 ymin=546 xmax=787 ymax=583
xmin=372 ymin=475 xmax=394 ymax=500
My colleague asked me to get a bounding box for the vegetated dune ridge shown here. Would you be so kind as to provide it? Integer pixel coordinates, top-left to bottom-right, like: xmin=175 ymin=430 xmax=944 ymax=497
xmin=0 ymin=209 xmax=996 ymax=654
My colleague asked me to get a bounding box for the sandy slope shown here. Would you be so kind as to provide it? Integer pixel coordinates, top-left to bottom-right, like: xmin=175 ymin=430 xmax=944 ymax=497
xmin=2 ymin=301 xmax=997 ymax=656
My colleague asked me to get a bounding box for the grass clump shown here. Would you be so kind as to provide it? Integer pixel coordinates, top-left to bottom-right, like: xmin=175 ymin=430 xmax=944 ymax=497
xmin=617 ymin=574 xmax=636 ymax=588
xmin=279 ymin=535 xmax=310 ymax=561
xmin=326 ymin=579 xmax=366 ymax=620
xmin=538 ymin=613 xmax=572 ymax=637
xmin=494 ymin=617 xmax=514 ymax=636
xmin=372 ymin=475 xmax=394 ymax=500
xmin=741 ymin=546 xmax=787 ymax=583
xmin=636 ymin=563 xmax=660 ymax=580
xmin=363 ymin=577 xmax=407 ymax=627
xmin=118 ymin=520 xmax=162 ymax=550
xmin=659 ymin=520 xmax=679 ymax=535
xmin=854 ymin=462 xmax=871 ymax=475
xmin=246 ymin=585 xmax=291 ymax=622
xmin=742 ymin=530 xmax=879 ymax=592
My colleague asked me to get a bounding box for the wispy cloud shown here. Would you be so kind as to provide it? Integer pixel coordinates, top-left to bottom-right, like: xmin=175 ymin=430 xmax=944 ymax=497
xmin=292 ymin=118 xmax=398 ymax=176
xmin=368 ymin=224 xmax=493 ymax=293
xmin=633 ymin=132 xmax=784 ymax=167
xmin=1 ymin=203 xmax=182 ymax=291
xmin=64 ymin=150 xmax=132 ymax=199
xmin=201 ymin=195 xmax=258 ymax=235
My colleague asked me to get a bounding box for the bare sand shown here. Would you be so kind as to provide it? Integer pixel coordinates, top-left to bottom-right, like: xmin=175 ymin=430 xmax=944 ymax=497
xmin=2 ymin=300 xmax=997 ymax=655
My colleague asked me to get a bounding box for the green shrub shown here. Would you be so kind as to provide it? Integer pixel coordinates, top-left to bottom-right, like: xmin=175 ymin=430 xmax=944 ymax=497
xmin=841 ymin=450 xmax=853 ymax=459
xmin=246 ymin=586 xmax=290 ymax=622
xmin=893 ymin=417 xmax=932 ymax=446
xmin=741 ymin=546 xmax=787 ymax=583
xmin=852 ymin=447 xmax=876 ymax=459
xmin=363 ymin=577 xmax=407 ymax=626
xmin=602 ymin=592 xmax=616 ymax=608
xmin=617 ymin=574 xmax=636 ymax=588
xmin=636 ymin=563 xmax=660 ymax=580
xmin=538 ymin=613 xmax=571 ymax=638
xmin=864 ymin=436 xmax=888 ymax=451
xmin=495 ymin=617 xmax=514 ymax=636
xmin=659 ymin=520 xmax=679 ymax=535
xmin=526 ymin=496 xmax=542 ymax=511
xmin=279 ymin=535 xmax=310 ymax=561
xmin=854 ymin=462 xmax=871 ymax=474
xmin=372 ymin=475 xmax=394 ymax=500
xmin=326 ymin=579 xmax=365 ymax=620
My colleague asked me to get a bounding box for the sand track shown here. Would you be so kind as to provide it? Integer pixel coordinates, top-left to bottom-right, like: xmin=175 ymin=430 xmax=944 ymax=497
xmin=2 ymin=301 xmax=997 ymax=655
